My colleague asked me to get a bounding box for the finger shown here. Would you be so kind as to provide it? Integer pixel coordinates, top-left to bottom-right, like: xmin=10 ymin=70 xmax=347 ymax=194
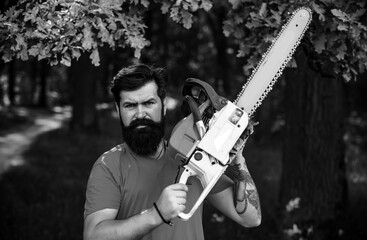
xmin=171 ymin=183 xmax=189 ymax=192
xmin=174 ymin=190 xmax=187 ymax=199
xmin=176 ymin=197 xmax=187 ymax=205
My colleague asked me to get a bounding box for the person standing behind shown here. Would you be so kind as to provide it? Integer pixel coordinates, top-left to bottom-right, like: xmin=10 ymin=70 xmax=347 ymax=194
xmin=83 ymin=64 xmax=261 ymax=240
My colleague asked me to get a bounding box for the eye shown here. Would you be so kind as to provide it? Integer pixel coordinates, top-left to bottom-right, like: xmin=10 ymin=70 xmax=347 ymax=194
xmin=145 ymin=100 xmax=156 ymax=106
xmin=123 ymin=103 xmax=136 ymax=109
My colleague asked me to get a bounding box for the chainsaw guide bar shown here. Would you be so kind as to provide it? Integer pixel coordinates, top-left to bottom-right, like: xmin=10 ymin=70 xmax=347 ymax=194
xmin=235 ymin=7 xmax=312 ymax=117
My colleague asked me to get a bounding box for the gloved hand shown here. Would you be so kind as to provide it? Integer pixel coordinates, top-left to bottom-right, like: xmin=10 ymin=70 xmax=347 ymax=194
xmin=226 ymin=119 xmax=258 ymax=214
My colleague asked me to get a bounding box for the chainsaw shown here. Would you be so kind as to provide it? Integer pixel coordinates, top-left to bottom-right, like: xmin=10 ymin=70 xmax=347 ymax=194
xmin=167 ymin=7 xmax=312 ymax=221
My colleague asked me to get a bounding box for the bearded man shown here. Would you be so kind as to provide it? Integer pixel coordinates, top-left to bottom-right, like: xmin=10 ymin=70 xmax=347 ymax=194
xmin=83 ymin=64 xmax=261 ymax=240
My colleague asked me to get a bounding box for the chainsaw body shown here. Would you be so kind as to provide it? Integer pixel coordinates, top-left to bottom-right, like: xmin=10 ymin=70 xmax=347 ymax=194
xmin=168 ymin=79 xmax=249 ymax=220
xmin=168 ymin=7 xmax=312 ymax=221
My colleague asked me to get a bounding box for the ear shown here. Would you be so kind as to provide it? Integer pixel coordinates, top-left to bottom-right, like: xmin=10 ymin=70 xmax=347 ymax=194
xmin=163 ymin=97 xmax=167 ymax=116
xmin=114 ymin=102 xmax=120 ymax=115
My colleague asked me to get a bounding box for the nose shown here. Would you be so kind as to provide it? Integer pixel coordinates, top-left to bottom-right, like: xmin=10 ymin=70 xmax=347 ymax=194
xmin=135 ymin=105 xmax=146 ymax=119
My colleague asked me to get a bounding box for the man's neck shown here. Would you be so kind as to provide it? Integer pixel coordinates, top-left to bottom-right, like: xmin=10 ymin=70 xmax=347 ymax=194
xmin=149 ymin=140 xmax=165 ymax=160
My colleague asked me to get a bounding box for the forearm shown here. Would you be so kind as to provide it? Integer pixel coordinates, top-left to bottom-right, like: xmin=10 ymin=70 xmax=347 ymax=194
xmin=227 ymin=156 xmax=261 ymax=225
xmin=84 ymin=207 xmax=162 ymax=240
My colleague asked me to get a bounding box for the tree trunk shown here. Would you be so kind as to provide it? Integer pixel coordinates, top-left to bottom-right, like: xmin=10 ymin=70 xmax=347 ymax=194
xmin=279 ymin=50 xmax=348 ymax=239
xmin=206 ymin=6 xmax=230 ymax=97
xmin=69 ymin=53 xmax=100 ymax=133
xmin=7 ymin=61 xmax=16 ymax=106
xmin=37 ymin=60 xmax=49 ymax=107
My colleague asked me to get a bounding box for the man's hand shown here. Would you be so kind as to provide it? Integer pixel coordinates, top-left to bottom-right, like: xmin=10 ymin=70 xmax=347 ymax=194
xmin=229 ymin=119 xmax=258 ymax=162
xmin=154 ymin=183 xmax=188 ymax=223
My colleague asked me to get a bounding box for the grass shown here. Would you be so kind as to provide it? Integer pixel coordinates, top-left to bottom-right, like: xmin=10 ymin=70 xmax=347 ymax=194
xmin=0 ymin=108 xmax=366 ymax=240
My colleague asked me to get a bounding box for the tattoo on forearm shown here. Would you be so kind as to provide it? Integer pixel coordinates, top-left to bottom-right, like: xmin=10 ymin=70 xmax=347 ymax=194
xmin=229 ymin=162 xmax=261 ymax=216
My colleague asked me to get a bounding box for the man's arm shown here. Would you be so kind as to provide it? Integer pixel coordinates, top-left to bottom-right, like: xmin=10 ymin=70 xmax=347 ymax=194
xmin=207 ymin=121 xmax=261 ymax=227
xmin=207 ymin=154 xmax=261 ymax=227
xmin=83 ymin=183 xmax=188 ymax=240
xmin=83 ymin=208 xmax=159 ymax=240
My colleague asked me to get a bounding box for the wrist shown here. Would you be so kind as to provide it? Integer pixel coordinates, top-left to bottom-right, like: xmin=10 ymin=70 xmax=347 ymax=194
xmin=153 ymin=202 xmax=173 ymax=226
xmin=226 ymin=159 xmax=248 ymax=181
xmin=141 ymin=207 xmax=162 ymax=227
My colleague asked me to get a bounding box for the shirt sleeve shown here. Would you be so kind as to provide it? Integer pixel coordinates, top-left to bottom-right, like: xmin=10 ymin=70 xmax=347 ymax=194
xmin=84 ymin=156 xmax=121 ymax=218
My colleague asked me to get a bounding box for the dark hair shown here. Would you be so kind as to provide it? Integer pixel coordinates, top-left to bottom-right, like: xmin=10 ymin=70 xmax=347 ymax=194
xmin=110 ymin=64 xmax=168 ymax=104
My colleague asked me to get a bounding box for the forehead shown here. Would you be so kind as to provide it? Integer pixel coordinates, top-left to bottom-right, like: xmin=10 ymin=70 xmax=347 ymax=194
xmin=119 ymin=81 xmax=160 ymax=102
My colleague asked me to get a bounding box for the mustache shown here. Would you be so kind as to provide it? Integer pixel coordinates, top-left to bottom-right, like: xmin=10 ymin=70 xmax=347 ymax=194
xmin=127 ymin=118 xmax=161 ymax=129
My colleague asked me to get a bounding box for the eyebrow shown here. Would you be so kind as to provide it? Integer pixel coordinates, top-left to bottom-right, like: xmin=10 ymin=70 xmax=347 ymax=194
xmin=122 ymin=97 xmax=157 ymax=105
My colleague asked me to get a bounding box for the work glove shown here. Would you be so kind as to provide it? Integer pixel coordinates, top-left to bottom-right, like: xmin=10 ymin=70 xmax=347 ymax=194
xmin=226 ymin=119 xmax=258 ymax=214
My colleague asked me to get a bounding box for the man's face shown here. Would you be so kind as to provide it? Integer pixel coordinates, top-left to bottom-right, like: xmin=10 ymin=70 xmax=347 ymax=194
xmin=117 ymin=81 xmax=167 ymax=156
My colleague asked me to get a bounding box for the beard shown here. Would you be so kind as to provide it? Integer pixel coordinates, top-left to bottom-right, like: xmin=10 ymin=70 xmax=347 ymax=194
xmin=121 ymin=117 xmax=165 ymax=156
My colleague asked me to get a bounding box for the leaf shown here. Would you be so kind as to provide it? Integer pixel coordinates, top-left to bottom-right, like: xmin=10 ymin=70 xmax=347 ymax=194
xmin=286 ymin=58 xmax=297 ymax=68
xmin=350 ymin=8 xmax=366 ymax=21
xmin=342 ymin=71 xmax=351 ymax=82
xmin=71 ymin=48 xmax=81 ymax=59
xmin=270 ymin=10 xmax=281 ymax=25
xmin=160 ymin=1 xmax=170 ymax=14
xmin=181 ymin=9 xmax=193 ymax=29
xmin=15 ymin=35 xmax=27 ymax=51
xmin=233 ymin=28 xmax=245 ymax=39
xmin=170 ymin=7 xmax=180 ymax=23
xmin=18 ymin=47 xmax=28 ymax=61
xmin=96 ymin=17 xmax=110 ymax=42
xmin=245 ymin=21 xmax=263 ymax=29
xmin=140 ymin=0 xmax=150 ymax=8
xmin=314 ymin=34 xmax=327 ymax=53
xmin=223 ymin=21 xmax=233 ymax=37
xmin=134 ymin=47 xmax=142 ymax=59
xmin=259 ymin=3 xmax=267 ymax=17
xmin=311 ymin=2 xmax=325 ymax=21
xmin=200 ymin=0 xmax=213 ymax=11
xmin=28 ymin=44 xmax=40 ymax=56
xmin=107 ymin=20 xmax=117 ymax=31
xmin=23 ymin=6 xmax=39 ymax=23
xmin=49 ymin=58 xmax=59 ymax=66
xmin=336 ymin=43 xmax=347 ymax=60
xmin=331 ymin=9 xmax=349 ymax=22
xmin=229 ymin=0 xmax=242 ymax=9
xmin=337 ymin=23 xmax=348 ymax=31
xmin=90 ymin=48 xmax=100 ymax=66
xmin=5 ymin=6 xmax=21 ymax=19
xmin=61 ymin=52 xmax=71 ymax=67
xmin=82 ymin=24 xmax=94 ymax=50
xmin=2 ymin=50 xmax=14 ymax=62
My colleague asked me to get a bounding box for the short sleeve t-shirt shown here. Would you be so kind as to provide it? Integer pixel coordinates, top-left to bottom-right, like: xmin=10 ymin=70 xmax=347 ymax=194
xmin=84 ymin=143 xmax=233 ymax=240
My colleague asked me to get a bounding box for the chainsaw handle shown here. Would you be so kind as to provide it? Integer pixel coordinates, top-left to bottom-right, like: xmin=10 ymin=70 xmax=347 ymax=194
xmin=183 ymin=95 xmax=206 ymax=139
xmin=184 ymin=95 xmax=202 ymax=124
xmin=177 ymin=152 xmax=227 ymax=221
xmin=182 ymin=78 xmax=228 ymax=111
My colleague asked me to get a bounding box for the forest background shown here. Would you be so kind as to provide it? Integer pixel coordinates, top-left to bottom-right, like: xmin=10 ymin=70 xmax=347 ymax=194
xmin=0 ymin=0 xmax=366 ymax=240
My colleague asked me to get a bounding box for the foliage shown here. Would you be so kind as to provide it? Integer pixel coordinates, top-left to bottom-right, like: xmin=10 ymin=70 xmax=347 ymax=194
xmin=0 ymin=0 xmax=216 ymax=67
xmin=223 ymin=0 xmax=367 ymax=81
xmin=0 ymin=0 xmax=366 ymax=79
xmin=0 ymin=0 xmax=149 ymax=66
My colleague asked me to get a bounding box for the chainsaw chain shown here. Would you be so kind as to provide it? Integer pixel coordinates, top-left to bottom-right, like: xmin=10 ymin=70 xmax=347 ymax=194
xmin=234 ymin=7 xmax=312 ymax=117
